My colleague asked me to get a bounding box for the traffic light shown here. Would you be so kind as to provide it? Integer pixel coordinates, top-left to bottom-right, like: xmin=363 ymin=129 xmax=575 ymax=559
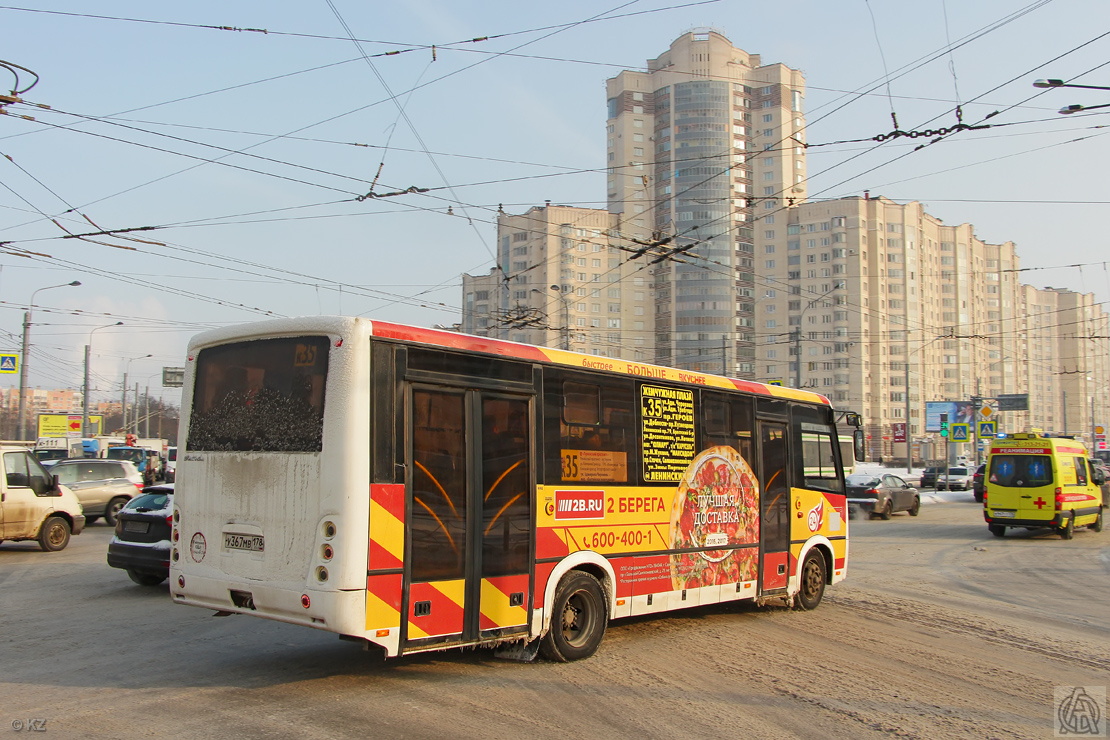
xmin=939 ymin=413 xmax=949 ymax=438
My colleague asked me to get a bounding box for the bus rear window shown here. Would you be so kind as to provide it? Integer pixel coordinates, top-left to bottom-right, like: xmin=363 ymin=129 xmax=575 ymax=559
xmin=188 ymin=336 xmax=329 ymax=452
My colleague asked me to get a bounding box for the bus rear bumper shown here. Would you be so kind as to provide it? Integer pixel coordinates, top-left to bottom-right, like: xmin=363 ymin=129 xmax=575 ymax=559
xmin=170 ymin=572 xmax=368 ymax=637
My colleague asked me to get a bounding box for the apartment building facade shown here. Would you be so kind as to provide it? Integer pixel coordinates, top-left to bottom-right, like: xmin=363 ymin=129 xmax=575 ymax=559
xmin=755 ymin=195 xmax=1108 ymax=460
xmin=605 ymin=30 xmax=806 ymax=375
xmin=461 ymin=205 xmax=654 ymax=359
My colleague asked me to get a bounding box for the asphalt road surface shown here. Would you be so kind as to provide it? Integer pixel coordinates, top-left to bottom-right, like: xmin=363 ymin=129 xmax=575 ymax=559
xmin=2 ymin=494 xmax=1107 ymax=740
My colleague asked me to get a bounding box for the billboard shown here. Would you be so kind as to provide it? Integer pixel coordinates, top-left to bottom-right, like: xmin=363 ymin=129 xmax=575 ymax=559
xmin=924 ymin=401 xmax=976 ymax=432
xmin=996 ymin=393 xmax=1029 ymax=411
xmin=37 ymin=413 xmax=103 ymax=438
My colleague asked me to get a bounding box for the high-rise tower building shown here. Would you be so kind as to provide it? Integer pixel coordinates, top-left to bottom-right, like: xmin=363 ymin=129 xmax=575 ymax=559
xmin=606 ymin=29 xmax=807 ymax=375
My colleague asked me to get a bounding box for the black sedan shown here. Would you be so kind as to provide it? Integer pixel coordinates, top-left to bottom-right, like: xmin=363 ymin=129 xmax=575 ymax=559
xmin=106 ymin=484 xmax=173 ymax=586
xmin=845 ymin=473 xmax=920 ymax=520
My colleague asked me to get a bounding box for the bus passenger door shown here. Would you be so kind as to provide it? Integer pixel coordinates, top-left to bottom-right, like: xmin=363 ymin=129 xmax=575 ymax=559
xmin=404 ymin=387 xmax=532 ymax=651
xmin=758 ymin=422 xmax=790 ymax=592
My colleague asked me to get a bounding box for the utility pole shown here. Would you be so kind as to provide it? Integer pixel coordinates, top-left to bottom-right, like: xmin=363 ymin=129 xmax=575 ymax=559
xmin=905 ymin=357 xmax=912 ymax=473
xmin=793 ymin=327 xmax=802 ymax=388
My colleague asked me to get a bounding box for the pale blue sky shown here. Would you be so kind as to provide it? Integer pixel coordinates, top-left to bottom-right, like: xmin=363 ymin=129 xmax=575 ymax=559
xmin=2 ymin=0 xmax=1108 ymax=402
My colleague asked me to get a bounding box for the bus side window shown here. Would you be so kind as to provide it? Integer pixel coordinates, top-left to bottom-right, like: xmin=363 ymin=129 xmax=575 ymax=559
xmin=790 ymin=405 xmax=843 ymax=493
xmin=701 ymin=393 xmax=754 ymax=463
xmin=543 ymin=371 xmax=634 ymax=484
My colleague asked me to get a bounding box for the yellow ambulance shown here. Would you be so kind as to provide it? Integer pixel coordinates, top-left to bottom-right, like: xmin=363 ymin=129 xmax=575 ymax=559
xmin=983 ymin=433 xmax=1105 ymax=539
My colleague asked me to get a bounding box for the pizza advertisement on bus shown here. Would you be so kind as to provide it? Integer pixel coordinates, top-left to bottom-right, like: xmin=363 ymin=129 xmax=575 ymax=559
xmin=668 ymin=446 xmax=760 ymax=589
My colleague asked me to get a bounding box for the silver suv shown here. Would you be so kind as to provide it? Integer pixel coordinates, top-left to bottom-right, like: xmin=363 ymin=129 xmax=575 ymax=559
xmin=51 ymin=459 xmax=143 ymax=526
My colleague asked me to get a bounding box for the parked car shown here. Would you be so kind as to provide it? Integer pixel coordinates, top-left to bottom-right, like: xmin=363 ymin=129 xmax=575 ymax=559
xmin=107 ymin=484 xmax=173 ymax=586
xmin=972 ymin=464 xmax=986 ymax=502
xmin=0 ymin=446 xmax=85 ymax=551
xmin=919 ymin=467 xmax=942 ymax=489
xmin=50 ymin=459 xmax=143 ymax=526
xmin=845 ymin=472 xmax=920 ymax=519
xmin=937 ymin=466 xmax=972 ymax=491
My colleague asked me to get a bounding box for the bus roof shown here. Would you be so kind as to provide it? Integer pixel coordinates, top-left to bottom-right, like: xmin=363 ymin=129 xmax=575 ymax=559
xmin=188 ymin=316 xmax=833 ymax=407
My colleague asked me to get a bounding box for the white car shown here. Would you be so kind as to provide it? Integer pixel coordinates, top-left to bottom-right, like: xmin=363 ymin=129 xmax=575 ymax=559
xmin=937 ymin=466 xmax=972 ymax=491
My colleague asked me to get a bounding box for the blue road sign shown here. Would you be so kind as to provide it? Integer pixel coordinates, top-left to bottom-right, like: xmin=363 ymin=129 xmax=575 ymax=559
xmin=0 ymin=353 xmax=18 ymax=374
xmin=978 ymin=421 xmax=996 ymax=437
xmin=950 ymin=423 xmax=969 ymax=441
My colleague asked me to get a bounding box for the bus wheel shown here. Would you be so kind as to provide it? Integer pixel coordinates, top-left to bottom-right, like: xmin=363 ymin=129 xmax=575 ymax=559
xmin=794 ymin=550 xmax=826 ymax=611
xmin=1058 ymin=516 xmax=1074 ymax=540
xmin=539 ymin=572 xmax=607 ymax=662
xmin=1091 ymin=510 xmax=1103 ymax=532
xmin=988 ymin=524 xmax=1006 ymax=538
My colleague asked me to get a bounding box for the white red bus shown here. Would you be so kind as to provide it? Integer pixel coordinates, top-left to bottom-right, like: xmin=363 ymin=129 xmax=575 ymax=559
xmin=170 ymin=317 xmax=860 ymax=661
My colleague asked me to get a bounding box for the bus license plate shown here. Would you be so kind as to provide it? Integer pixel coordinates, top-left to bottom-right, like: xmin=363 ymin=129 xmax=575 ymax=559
xmin=224 ymin=533 xmax=264 ymax=552
xmin=992 ymin=510 xmax=1016 ymax=518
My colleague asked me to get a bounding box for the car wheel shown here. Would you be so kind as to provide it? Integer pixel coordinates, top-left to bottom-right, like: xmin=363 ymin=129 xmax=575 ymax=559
xmin=127 ymin=569 xmax=168 ymax=587
xmin=1091 ymin=510 xmax=1104 ymax=532
xmin=37 ymin=516 xmax=71 ymax=552
xmin=794 ymin=550 xmax=827 ymax=611
xmin=539 ymin=571 xmax=608 ymax=662
xmin=103 ymin=497 xmax=129 ymax=527
xmin=879 ymin=500 xmax=893 ymax=520
xmin=908 ymin=496 xmax=920 ymax=516
xmin=1058 ymin=516 xmax=1074 ymax=540
xmin=988 ymin=524 xmax=1006 ymax=537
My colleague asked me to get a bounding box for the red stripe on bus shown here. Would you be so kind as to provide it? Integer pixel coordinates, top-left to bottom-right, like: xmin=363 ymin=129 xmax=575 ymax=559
xmin=408 ymin=582 xmax=465 ymax=638
xmin=371 ymin=321 xmax=549 ymax=361
xmin=366 ymin=573 xmax=403 ymax=612
xmin=371 ymin=483 xmax=405 ymax=521
xmin=535 ymin=526 xmax=571 ymax=559
xmin=368 ymin=539 xmax=403 ymax=571
xmin=533 ymin=562 xmax=557 ymax=609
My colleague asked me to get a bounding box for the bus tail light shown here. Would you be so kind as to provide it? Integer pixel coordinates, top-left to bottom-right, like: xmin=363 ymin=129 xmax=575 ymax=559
xmin=301 ymin=594 xmax=311 ymax=609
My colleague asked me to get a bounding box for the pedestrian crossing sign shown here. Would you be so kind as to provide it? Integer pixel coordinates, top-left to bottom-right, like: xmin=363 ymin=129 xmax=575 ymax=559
xmin=950 ymin=423 xmax=969 ymax=441
xmin=978 ymin=421 xmax=996 ymax=437
xmin=0 ymin=353 xmax=18 ymax=374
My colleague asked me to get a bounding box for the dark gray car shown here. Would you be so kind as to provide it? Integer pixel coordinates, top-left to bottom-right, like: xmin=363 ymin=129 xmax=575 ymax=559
xmin=846 ymin=473 xmax=920 ymax=520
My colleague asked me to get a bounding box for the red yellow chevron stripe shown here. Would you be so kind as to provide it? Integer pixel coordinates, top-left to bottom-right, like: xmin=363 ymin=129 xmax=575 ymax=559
xmin=369 ymin=484 xmax=404 ymax=571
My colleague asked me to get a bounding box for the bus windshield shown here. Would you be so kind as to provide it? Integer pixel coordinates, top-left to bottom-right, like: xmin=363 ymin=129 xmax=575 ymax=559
xmin=188 ymin=336 xmax=329 ymax=452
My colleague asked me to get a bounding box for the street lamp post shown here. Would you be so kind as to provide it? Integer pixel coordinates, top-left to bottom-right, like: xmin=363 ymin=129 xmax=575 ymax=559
xmin=1033 ymin=78 xmax=1110 ymax=114
xmin=17 ymin=280 xmax=81 ymax=440
xmin=83 ymin=322 xmax=123 ymax=437
xmin=122 ymin=354 xmax=152 ymax=433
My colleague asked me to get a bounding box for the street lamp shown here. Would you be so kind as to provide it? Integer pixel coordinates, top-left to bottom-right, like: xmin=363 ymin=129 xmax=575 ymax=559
xmin=1033 ymin=78 xmax=1110 ymax=114
xmin=17 ymin=280 xmax=81 ymax=440
xmin=83 ymin=322 xmax=123 ymax=437
xmin=792 ymin=283 xmax=841 ymax=388
xmin=122 ymin=354 xmax=152 ymax=433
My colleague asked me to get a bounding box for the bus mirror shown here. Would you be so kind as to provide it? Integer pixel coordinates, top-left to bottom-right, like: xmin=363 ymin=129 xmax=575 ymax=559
xmin=844 ymin=412 xmax=863 ymax=428
xmin=852 ymin=429 xmax=866 ymax=462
